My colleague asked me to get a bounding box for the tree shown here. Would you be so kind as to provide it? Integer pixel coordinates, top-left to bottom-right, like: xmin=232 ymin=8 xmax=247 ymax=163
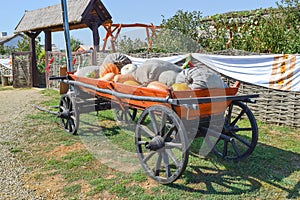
xmin=151 ymin=28 xmax=201 ymax=53
xmin=70 ymin=36 xmax=83 ymax=52
xmin=161 ymin=10 xmax=203 ymax=44
xmin=16 ymin=35 xmax=42 ymax=53
xmin=116 ymin=36 xmax=148 ymax=53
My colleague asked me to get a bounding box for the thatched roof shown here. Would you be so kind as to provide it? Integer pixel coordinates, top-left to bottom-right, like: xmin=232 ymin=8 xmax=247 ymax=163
xmin=15 ymin=0 xmax=111 ymax=33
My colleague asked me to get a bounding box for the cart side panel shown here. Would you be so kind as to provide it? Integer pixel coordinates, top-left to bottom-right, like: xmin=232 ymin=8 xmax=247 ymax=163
xmin=69 ymin=74 xmax=239 ymax=119
xmin=172 ymin=88 xmax=239 ymax=119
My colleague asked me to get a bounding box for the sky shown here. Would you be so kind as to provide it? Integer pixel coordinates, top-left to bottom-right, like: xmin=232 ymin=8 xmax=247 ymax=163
xmin=0 ymin=0 xmax=279 ymax=49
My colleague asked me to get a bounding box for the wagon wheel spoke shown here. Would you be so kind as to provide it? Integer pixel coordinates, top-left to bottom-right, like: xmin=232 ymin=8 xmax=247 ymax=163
xmin=59 ymin=106 xmax=65 ymax=111
xmin=230 ymin=110 xmax=246 ymax=126
xmin=64 ymin=119 xmax=69 ymax=129
xmin=166 ymin=149 xmax=180 ymax=168
xmin=165 ymin=142 xmax=182 ymax=149
xmin=233 ymin=127 xmax=253 ymax=132
xmin=67 ymin=97 xmax=72 ymax=110
xmin=223 ymin=141 xmax=228 ymax=158
xmin=162 ymin=151 xmax=172 ymax=178
xmin=160 ymin=111 xmax=167 ymax=136
xmin=114 ymin=106 xmax=137 ymax=124
xmin=231 ymin=139 xmax=241 ymax=157
xmin=163 ymin=124 xmax=176 ymax=140
xmin=154 ymin=152 xmax=162 ymax=176
xmin=68 ymin=118 xmax=76 ymax=132
xmin=61 ymin=97 xmax=67 ymax=107
xmin=122 ymin=111 xmax=129 ymax=122
xmin=149 ymin=111 xmax=159 ymax=134
xmin=231 ymin=132 xmax=251 ymax=147
xmin=143 ymin=151 xmax=156 ymax=163
xmin=138 ymin=124 xmax=155 ymax=139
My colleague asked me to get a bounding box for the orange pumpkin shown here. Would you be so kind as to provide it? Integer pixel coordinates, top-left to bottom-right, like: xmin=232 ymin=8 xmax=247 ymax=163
xmin=99 ymin=63 xmax=119 ymax=78
xmin=147 ymin=81 xmax=169 ymax=91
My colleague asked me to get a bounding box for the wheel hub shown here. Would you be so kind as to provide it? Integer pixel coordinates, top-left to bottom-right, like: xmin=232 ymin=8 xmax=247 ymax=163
xmin=145 ymin=136 xmax=165 ymax=151
xmin=223 ymin=124 xmax=238 ymax=136
xmin=59 ymin=109 xmax=71 ymax=119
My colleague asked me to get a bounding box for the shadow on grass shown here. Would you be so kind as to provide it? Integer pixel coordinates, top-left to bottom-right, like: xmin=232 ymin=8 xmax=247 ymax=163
xmin=65 ymin=112 xmax=299 ymax=199
xmin=169 ymin=140 xmax=300 ymax=199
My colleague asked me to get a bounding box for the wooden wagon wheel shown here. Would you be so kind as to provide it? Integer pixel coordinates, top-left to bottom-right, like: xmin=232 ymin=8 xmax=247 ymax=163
xmin=213 ymin=101 xmax=258 ymax=162
xmin=135 ymin=105 xmax=189 ymax=184
xmin=58 ymin=93 xmax=79 ymax=135
xmin=114 ymin=106 xmax=137 ymax=124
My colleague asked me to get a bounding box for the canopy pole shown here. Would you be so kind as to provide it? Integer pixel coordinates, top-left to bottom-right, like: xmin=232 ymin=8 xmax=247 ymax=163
xmin=61 ymin=0 xmax=73 ymax=72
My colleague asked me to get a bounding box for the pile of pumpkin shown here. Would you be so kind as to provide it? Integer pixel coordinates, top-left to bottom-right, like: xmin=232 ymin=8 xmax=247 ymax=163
xmin=97 ymin=62 xmax=187 ymax=91
xmin=80 ymin=53 xmax=226 ymax=92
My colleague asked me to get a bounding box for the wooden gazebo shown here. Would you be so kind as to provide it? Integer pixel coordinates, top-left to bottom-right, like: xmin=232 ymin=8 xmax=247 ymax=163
xmin=14 ymin=0 xmax=112 ymax=87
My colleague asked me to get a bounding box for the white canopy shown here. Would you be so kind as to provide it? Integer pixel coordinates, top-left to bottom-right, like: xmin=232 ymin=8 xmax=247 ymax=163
xmin=129 ymin=53 xmax=300 ymax=92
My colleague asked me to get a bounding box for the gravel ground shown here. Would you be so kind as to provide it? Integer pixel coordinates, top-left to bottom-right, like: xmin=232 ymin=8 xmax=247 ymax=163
xmin=0 ymin=88 xmax=46 ymax=200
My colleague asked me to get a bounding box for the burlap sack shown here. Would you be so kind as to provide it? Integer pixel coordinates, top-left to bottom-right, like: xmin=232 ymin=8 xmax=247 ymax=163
xmin=158 ymin=70 xmax=179 ymax=86
xmin=132 ymin=59 xmax=182 ymax=84
xmin=176 ymin=64 xmax=226 ymax=89
xmin=102 ymin=53 xmax=132 ymax=71
xmin=74 ymin=65 xmax=99 ymax=78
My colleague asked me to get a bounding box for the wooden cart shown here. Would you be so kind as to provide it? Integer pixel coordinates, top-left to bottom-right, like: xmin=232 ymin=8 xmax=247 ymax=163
xmin=50 ymin=72 xmax=259 ymax=184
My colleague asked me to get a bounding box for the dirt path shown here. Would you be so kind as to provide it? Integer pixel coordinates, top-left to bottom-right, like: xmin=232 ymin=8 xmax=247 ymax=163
xmin=0 ymin=88 xmax=46 ymax=199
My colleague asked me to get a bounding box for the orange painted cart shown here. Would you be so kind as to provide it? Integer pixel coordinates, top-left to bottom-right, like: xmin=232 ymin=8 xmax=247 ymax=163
xmin=50 ymin=73 xmax=259 ymax=184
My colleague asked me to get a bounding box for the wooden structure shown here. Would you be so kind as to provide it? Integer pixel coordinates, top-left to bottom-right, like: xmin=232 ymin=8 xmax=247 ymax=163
xmin=101 ymin=23 xmax=161 ymax=52
xmin=14 ymin=0 xmax=112 ymax=87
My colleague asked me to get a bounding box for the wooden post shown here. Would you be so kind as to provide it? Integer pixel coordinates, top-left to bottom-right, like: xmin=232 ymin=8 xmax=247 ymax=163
xmin=44 ymin=30 xmax=52 ymax=88
xmin=92 ymin=23 xmax=100 ymax=65
xmin=26 ymin=31 xmax=41 ymax=87
xmin=59 ymin=66 xmax=68 ymax=94
xmin=44 ymin=30 xmax=52 ymax=52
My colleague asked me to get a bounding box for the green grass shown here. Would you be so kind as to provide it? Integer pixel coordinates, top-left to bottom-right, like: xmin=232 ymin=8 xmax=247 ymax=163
xmin=0 ymin=85 xmax=14 ymax=91
xmin=17 ymin=89 xmax=300 ymax=199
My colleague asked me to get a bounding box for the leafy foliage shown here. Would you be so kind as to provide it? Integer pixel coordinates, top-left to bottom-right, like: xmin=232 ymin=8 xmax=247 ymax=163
xmin=116 ymin=35 xmax=148 ymax=53
xmin=161 ymin=10 xmax=203 ymax=44
xmin=0 ymin=45 xmax=15 ymax=55
xmin=151 ymin=28 xmax=201 ymax=53
xmin=157 ymin=0 xmax=300 ymax=54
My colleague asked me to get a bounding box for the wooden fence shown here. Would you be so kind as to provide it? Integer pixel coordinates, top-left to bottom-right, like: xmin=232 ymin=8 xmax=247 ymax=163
xmin=45 ymin=51 xmax=107 ymax=89
xmin=11 ymin=52 xmax=32 ymax=88
xmin=236 ymin=80 xmax=300 ymax=129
